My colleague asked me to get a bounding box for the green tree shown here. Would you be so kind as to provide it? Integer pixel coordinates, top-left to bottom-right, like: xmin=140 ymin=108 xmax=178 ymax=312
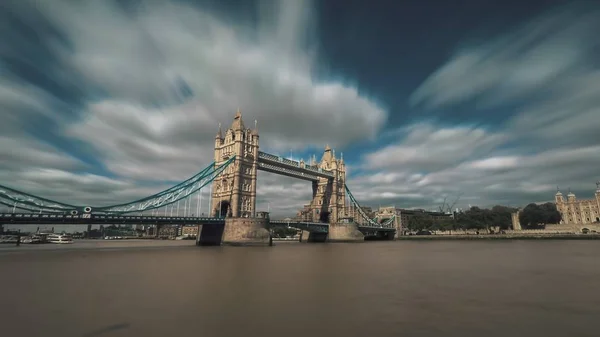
xmin=519 ymin=203 xmax=561 ymax=228
xmin=454 ymin=205 xmax=517 ymax=231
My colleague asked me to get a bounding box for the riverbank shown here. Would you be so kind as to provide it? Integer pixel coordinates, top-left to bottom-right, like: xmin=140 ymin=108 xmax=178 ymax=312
xmin=397 ymin=234 xmax=600 ymax=240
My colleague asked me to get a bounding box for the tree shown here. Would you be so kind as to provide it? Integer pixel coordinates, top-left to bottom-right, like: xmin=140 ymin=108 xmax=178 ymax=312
xmin=454 ymin=205 xmax=517 ymax=231
xmin=519 ymin=203 xmax=561 ymax=229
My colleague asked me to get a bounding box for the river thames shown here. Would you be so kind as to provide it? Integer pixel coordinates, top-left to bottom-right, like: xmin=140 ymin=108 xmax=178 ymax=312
xmin=1 ymin=240 xmax=598 ymax=337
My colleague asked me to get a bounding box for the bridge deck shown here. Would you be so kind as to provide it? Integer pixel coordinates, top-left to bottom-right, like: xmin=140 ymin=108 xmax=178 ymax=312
xmin=1 ymin=213 xmax=395 ymax=233
xmin=0 ymin=213 xmax=225 ymax=225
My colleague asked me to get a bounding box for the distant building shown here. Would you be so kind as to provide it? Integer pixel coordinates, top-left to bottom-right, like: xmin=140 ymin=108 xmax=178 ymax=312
xmin=345 ymin=205 xmax=375 ymax=225
xmin=158 ymin=225 xmax=178 ymax=238
xmin=554 ymin=182 xmax=600 ymax=224
xmin=181 ymin=225 xmax=199 ymax=237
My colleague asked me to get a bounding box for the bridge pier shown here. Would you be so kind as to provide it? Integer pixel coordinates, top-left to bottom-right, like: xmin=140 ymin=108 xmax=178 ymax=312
xmin=221 ymin=217 xmax=271 ymax=246
xmin=327 ymin=222 xmax=364 ymax=243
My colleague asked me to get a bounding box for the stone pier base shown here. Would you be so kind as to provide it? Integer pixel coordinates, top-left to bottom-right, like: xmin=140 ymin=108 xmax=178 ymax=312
xmin=327 ymin=223 xmax=364 ymax=243
xmin=222 ymin=217 xmax=271 ymax=246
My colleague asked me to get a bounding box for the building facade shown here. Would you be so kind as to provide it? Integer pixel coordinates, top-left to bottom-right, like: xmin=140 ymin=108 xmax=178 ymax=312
xmin=554 ymin=182 xmax=600 ymax=225
xmin=308 ymin=146 xmax=347 ymax=224
xmin=181 ymin=225 xmax=199 ymax=237
xmin=211 ymin=109 xmax=259 ymax=218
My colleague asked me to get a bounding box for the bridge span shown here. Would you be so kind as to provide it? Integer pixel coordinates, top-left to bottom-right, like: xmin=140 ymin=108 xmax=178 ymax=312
xmin=0 ymin=110 xmax=401 ymax=246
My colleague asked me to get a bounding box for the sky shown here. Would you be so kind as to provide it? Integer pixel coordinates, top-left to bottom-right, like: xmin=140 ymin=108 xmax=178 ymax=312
xmin=1 ymin=0 xmax=600 ymax=225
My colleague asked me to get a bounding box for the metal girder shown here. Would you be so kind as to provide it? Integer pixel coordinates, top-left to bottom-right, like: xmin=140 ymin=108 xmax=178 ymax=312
xmin=0 ymin=186 xmax=78 ymax=214
xmin=257 ymin=162 xmax=321 ymax=181
xmin=344 ymin=184 xmax=396 ymax=229
xmin=257 ymin=151 xmax=334 ymax=179
xmin=0 ymin=213 xmax=226 ymax=225
xmin=95 ymin=157 xmax=235 ymax=214
xmin=0 ymin=158 xmax=234 ymax=215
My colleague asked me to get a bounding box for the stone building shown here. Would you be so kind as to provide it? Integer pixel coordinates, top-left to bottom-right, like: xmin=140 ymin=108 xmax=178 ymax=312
xmin=308 ymin=145 xmax=347 ymax=224
xmin=554 ymin=182 xmax=600 ymax=224
xmin=211 ymin=109 xmax=259 ymax=218
xmin=345 ymin=205 xmax=375 ymax=225
xmin=180 ymin=225 xmax=199 ymax=237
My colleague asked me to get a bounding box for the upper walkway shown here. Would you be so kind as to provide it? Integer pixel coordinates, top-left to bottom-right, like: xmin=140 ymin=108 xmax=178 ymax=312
xmin=257 ymin=151 xmax=334 ymax=181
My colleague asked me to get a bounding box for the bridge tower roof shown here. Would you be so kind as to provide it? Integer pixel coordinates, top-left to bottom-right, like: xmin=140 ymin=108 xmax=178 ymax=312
xmin=231 ymin=108 xmax=245 ymax=130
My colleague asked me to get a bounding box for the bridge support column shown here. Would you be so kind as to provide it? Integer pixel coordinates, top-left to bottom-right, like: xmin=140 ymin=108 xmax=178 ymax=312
xmin=327 ymin=223 xmax=364 ymax=243
xmin=222 ymin=217 xmax=271 ymax=246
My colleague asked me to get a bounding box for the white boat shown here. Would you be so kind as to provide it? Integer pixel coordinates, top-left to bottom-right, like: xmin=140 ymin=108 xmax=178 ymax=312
xmin=47 ymin=234 xmax=74 ymax=244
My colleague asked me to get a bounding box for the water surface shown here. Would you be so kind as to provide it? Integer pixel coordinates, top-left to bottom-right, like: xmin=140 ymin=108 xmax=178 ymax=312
xmin=1 ymin=240 xmax=598 ymax=337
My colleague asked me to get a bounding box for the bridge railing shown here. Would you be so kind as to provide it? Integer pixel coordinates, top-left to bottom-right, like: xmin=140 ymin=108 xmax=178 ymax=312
xmin=0 ymin=213 xmax=226 ymax=222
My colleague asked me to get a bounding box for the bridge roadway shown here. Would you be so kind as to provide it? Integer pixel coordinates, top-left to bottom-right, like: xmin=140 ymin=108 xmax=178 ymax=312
xmin=0 ymin=213 xmax=394 ymax=233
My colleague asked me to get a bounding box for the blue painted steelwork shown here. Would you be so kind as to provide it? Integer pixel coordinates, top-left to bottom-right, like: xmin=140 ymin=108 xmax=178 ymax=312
xmin=0 ymin=213 xmax=226 ymax=225
xmin=257 ymin=151 xmax=333 ymax=179
xmin=344 ymin=184 xmax=396 ymax=229
xmin=0 ymin=157 xmax=235 ymax=215
xmin=95 ymin=156 xmax=235 ymax=214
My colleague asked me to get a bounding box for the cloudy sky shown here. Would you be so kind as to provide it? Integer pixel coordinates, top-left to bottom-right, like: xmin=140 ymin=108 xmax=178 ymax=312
xmin=1 ymin=0 xmax=599 ymax=222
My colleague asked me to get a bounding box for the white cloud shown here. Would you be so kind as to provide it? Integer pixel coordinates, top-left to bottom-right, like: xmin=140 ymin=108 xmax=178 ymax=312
xmin=410 ymin=7 xmax=600 ymax=110
xmin=0 ymin=0 xmax=387 ymax=218
xmin=364 ymin=123 xmax=507 ymax=172
xmin=358 ymin=4 xmax=600 ymax=210
xmin=350 ymin=119 xmax=600 ymax=210
xmin=36 ymin=0 xmax=386 ymax=152
xmin=2 ymin=0 xmax=598 ymax=220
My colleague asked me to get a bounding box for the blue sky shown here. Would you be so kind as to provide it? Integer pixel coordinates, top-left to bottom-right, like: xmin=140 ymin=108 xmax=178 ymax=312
xmin=1 ymin=0 xmax=599 ymax=222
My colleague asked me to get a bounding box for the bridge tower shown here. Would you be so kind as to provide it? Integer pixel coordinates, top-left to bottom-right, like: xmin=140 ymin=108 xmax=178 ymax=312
xmin=211 ymin=109 xmax=259 ymax=218
xmin=310 ymin=146 xmax=347 ymax=224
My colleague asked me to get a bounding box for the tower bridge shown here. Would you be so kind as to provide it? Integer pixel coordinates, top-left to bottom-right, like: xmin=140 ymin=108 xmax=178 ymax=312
xmin=0 ymin=109 xmax=400 ymax=245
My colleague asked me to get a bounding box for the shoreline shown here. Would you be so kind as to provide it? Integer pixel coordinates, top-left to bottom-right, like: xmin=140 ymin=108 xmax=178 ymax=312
xmin=397 ymin=234 xmax=600 ymax=240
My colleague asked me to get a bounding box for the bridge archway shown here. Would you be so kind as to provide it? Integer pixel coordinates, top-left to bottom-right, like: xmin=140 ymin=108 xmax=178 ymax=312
xmin=319 ymin=210 xmax=330 ymax=223
xmin=219 ymin=201 xmax=230 ymax=217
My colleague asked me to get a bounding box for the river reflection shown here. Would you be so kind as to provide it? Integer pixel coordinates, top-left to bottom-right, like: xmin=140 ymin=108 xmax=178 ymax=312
xmin=1 ymin=240 xmax=599 ymax=337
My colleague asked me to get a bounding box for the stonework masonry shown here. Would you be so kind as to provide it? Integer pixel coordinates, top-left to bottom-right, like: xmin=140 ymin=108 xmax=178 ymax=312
xmin=511 ymin=182 xmax=600 ymax=231
xmin=211 ymin=109 xmax=259 ymax=218
xmin=221 ymin=217 xmax=270 ymax=246
xmin=209 ymin=110 xmax=369 ymax=245
xmin=554 ymin=183 xmax=600 ymax=225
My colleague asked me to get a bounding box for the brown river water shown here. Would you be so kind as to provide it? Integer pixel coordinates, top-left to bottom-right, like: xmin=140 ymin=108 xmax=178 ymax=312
xmin=0 ymin=240 xmax=598 ymax=337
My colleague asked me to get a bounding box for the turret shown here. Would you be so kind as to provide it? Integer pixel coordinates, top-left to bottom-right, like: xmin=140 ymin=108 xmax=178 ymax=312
xmin=567 ymin=188 xmax=576 ymax=203
xmin=555 ymin=187 xmax=564 ymax=204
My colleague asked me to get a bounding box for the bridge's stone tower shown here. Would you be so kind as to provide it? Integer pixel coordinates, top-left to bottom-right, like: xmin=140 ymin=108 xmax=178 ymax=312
xmin=310 ymin=146 xmax=347 ymax=224
xmin=211 ymin=109 xmax=259 ymax=218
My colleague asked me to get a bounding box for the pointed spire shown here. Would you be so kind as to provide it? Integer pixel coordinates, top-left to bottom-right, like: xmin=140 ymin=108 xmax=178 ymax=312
xmin=216 ymin=123 xmax=223 ymax=138
xmin=231 ymin=108 xmax=245 ymax=130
